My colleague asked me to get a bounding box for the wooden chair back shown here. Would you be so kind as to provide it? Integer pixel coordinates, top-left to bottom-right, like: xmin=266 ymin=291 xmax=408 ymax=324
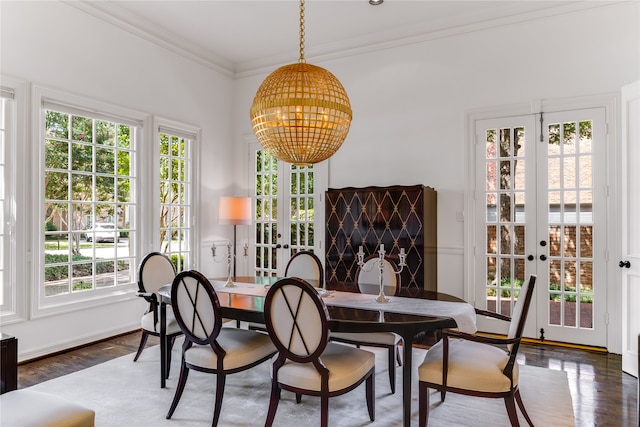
xmin=356 ymin=255 xmax=400 ymax=296
xmin=503 ymin=275 xmax=536 ymax=374
xmin=171 ymin=270 xmax=224 ymax=347
xmin=138 ymin=252 xmax=176 ymax=295
xmin=264 ymin=277 xmax=329 ymax=364
xmin=285 ymin=251 xmax=324 ymax=288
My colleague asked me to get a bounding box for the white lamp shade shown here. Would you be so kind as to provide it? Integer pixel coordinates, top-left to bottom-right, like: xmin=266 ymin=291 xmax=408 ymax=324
xmin=218 ymin=197 xmax=252 ymax=225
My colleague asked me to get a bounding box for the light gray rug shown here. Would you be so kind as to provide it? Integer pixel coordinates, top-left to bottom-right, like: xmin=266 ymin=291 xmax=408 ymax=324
xmin=23 ymin=341 xmax=574 ymax=427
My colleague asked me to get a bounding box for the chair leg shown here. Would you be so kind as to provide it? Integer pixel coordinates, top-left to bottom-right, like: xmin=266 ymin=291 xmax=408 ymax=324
xmin=387 ymin=345 xmax=396 ymax=394
xmin=166 ymin=362 xmax=190 ymax=419
xmin=320 ymin=395 xmax=329 ymax=427
xmin=264 ymin=382 xmax=281 ymax=427
xmin=211 ymin=373 xmax=226 ymax=427
xmin=166 ymin=336 xmax=176 ymax=378
xmin=396 ymin=343 xmax=403 ymax=367
xmin=504 ymin=395 xmax=521 ymax=427
xmin=295 ymin=393 xmax=302 ymax=404
xmin=366 ymin=372 xmax=375 ymax=421
xmin=133 ymin=330 xmax=150 ymax=362
xmin=515 ymin=389 xmax=534 ymax=426
xmin=418 ymin=382 xmax=430 ymax=427
xmin=440 ymin=390 xmax=446 ymax=402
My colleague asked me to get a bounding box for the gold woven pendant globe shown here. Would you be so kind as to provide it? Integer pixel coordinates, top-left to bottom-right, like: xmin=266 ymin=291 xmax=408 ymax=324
xmin=250 ymin=62 xmax=352 ymax=166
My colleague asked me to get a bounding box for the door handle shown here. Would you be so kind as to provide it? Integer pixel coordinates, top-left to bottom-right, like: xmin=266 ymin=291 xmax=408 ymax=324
xmin=527 ymin=255 xmax=534 ymax=261
xmin=283 ymin=244 xmax=289 ymax=249
xmin=540 ymin=254 xmax=547 ymax=261
xmin=619 ymin=260 xmax=631 ymax=268
xmin=275 ymin=244 xmax=282 ymax=249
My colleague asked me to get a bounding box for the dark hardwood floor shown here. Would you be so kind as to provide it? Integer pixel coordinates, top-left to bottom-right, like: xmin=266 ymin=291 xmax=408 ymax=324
xmin=17 ymin=331 xmax=638 ymax=426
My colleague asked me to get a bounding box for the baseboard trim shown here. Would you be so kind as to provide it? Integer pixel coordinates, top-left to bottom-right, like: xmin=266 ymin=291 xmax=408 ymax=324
xmin=477 ymin=332 xmax=608 ymax=353
xmin=17 ymin=329 xmax=141 ymax=365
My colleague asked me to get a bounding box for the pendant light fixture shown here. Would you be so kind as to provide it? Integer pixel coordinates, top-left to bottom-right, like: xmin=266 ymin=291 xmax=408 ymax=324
xmin=250 ymin=0 xmax=352 ymax=166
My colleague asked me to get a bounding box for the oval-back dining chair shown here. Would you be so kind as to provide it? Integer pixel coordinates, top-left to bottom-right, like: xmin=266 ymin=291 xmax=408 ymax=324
xmin=166 ymin=270 xmax=276 ymax=427
xmin=134 ymin=252 xmax=183 ymax=371
xmin=263 ymin=277 xmax=375 ymax=427
xmin=330 ymin=255 xmax=403 ymax=393
xmin=249 ymin=250 xmax=324 ymax=332
xmin=417 ymin=275 xmax=537 ymax=427
xmin=285 ymin=250 xmax=324 ymax=287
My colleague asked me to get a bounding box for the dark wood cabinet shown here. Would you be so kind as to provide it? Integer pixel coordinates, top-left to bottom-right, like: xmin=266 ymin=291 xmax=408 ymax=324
xmin=325 ymin=185 xmax=437 ymax=291
xmin=1 ymin=334 xmax=18 ymax=394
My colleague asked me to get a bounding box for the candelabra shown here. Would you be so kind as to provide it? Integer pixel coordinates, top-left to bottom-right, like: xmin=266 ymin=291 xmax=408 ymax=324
xmin=211 ymin=241 xmax=234 ymax=287
xmin=357 ymin=244 xmax=407 ymax=303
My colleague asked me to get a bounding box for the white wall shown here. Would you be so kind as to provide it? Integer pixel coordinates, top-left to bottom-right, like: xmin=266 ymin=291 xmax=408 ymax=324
xmin=234 ymin=3 xmax=639 ymax=314
xmin=1 ymin=1 xmax=638 ymax=359
xmin=0 ymin=1 xmax=234 ymax=360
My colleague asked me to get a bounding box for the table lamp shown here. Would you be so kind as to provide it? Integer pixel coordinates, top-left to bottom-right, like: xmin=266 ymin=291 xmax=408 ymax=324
xmin=218 ymin=196 xmax=252 ymax=286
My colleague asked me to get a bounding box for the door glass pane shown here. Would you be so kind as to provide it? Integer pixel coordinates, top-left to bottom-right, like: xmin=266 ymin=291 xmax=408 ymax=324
xmin=486 ymin=162 xmax=497 ymax=190
xmin=548 ymin=123 xmax=561 ymax=155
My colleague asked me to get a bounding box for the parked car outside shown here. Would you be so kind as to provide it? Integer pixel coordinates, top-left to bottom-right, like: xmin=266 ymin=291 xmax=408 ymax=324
xmin=85 ymin=222 xmax=120 ymax=243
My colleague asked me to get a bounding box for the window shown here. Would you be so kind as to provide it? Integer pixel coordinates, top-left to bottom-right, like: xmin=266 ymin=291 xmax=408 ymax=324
xmin=36 ymin=89 xmax=143 ymax=312
xmin=0 ymin=88 xmax=15 ymax=316
xmin=157 ymin=125 xmax=195 ymax=272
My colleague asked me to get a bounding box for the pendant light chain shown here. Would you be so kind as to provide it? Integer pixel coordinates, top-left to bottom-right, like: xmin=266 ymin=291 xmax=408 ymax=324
xmin=299 ymin=0 xmax=306 ymax=63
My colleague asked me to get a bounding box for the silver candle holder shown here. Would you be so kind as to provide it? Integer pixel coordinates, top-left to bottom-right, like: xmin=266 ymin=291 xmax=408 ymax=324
xmin=357 ymin=244 xmax=406 ymax=303
xmin=211 ymin=241 xmax=235 ymax=287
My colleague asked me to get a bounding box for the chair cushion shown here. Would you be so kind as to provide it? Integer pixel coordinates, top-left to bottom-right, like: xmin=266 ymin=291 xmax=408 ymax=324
xmin=418 ymin=339 xmax=519 ymax=393
xmin=141 ymin=307 xmax=181 ymax=335
xmin=331 ymin=331 xmax=401 ymax=346
xmin=273 ymin=342 xmax=375 ymax=392
xmin=0 ymin=389 xmax=95 ymax=427
xmin=184 ymin=328 xmax=276 ymax=371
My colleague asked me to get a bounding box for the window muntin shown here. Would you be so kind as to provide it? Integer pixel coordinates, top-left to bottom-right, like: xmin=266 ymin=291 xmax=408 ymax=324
xmin=43 ymin=108 xmax=136 ymax=298
xmin=159 ymin=131 xmax=192 ymax=271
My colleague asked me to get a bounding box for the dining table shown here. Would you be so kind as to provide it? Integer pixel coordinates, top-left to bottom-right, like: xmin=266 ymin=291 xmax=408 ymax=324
xmin=157 ymin=276 xmax=477 ymax=427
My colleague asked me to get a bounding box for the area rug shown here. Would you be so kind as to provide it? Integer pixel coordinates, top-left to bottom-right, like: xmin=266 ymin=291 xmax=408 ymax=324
xmin=23 ymin=343 xmax=574 ymax=426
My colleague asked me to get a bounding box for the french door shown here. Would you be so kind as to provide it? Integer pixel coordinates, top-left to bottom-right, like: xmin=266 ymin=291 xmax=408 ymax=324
xmin=621 ymin=81 xmax=640 ymax=376
xmin=250 ymin=143 xmax=326 ymax=277
xmin=474 ymin=108 xmax=608 ymax=347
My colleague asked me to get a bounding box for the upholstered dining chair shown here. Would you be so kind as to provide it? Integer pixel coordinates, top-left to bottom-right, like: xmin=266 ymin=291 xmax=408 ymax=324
xmin=263 ymin=277 xmax=375 ymax=427
xmin=166 ymin=270 xmax=277 ymax=427
xmin=284 ymin=250 xmax=324 ymax=287
xmin=330 ymin=255 xmax=403 ymax=393
xmin=249 ymin=250 xmax=324 ymax=332
xmin=134 ymin=252 xmax=183 ymax=373
xmin=417 ymin=274 xmax=537 ymax=427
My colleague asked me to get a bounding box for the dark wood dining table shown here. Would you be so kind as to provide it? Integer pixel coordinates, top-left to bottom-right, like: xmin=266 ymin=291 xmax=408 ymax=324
xmin=158 ymin=276 xmax=469 ymax=427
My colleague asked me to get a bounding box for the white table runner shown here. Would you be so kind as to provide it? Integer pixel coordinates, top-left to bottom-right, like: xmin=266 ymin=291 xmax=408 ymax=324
xmin=212 ymin=280 xmax=477 ymax=334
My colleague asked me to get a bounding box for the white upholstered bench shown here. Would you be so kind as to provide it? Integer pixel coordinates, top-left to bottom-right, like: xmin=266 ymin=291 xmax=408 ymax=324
xmin=0 ymin=389 xmax=95 ymax=427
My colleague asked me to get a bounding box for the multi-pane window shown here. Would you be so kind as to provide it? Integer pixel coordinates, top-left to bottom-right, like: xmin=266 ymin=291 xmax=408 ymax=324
xmin=253 ymin=147 xmax=320 ymax=278
xmin=159 ymin=130 xmax=192 ymax=272
xmin=255 ymin=149 xmax=279 ymax=276
xmin=43 ymin=107 xmax=136 ymax=298
xmin=483 ymin=125 xmax=527 ymax=317
xmin=289 ymin=165 xmax=315 ymax=252
xmin=0 ymin=90 xmax=14 ymax=314
xmin=546 ymin=120 xmax=594 ymax=328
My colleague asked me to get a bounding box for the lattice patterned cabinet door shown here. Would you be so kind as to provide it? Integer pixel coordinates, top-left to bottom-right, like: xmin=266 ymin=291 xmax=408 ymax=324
xmin=325 ymin=185 xmax=437 ymax=291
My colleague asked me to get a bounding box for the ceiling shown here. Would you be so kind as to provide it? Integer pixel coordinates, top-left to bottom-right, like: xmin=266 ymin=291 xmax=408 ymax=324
xmin=67 ymin=1 xmax=604 ymax=76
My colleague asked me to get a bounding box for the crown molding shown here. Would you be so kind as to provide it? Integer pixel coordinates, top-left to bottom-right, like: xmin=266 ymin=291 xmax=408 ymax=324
xmin=64 ymin=1 xmax=624 ymax=80
xmin=63 ymin=0 xmax=235 ymax=78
